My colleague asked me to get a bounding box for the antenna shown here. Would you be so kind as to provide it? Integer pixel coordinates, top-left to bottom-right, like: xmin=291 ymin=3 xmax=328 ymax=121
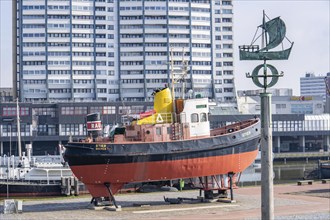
xmin=181 ymin=47 xmax=187 ymax=99
xmin=170 ymin=48 xmax=176 ymax=121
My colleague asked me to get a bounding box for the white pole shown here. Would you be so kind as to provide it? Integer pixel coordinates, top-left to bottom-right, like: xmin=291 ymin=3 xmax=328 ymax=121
xmin=7 ymin=156 xmax=10 ymax=198
xmin=9 ymin=126 xmax=11 ymax=156
xmin=16 ymin=98 xmax=22 ymax=158
xmin=46 ymin=170 xmax=49 ymax=185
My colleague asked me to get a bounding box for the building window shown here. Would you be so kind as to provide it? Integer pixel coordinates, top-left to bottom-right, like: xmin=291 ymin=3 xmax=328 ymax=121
xmin=74 ymin=107 xmax=88 ymax=115
xmin=2 ymin=107 xmax=29 ymax=116
xmin=61 ymin=107 xmax=87 ymax=115
xmin=103 ymin=106 xmax=116 ymax=114
xmin=61 ymin=107 xmax=74 ymax=115
xmin=276 ymin=104 xmax=286 ymax=109
xmin=32 ymin=107 xmax=56 ymax=117
xmin=291 ymin=104 xmax=313 ymax=114
xmin=119 ymin=106 xmax=130 ymax=114
xmin=130 ymin=106 xmax=144 ymax=114
xmin=60 ymin=124 xmax=85 ymax=136
xmin=90 ymin=106 xmax=103 ymax=114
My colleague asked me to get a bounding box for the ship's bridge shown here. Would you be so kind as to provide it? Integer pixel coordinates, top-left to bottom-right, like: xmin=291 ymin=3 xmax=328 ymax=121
xmin=180 ymin=98 xmax=210 ymax=137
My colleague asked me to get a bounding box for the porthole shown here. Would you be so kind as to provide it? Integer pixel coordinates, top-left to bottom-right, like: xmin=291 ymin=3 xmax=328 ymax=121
xmin=228 ymin=128 xmax=234 ymax=133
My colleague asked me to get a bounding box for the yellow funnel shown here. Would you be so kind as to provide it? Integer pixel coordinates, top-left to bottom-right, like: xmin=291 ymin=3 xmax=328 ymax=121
xmin=137 ymin=88 xmax=173 ymax=125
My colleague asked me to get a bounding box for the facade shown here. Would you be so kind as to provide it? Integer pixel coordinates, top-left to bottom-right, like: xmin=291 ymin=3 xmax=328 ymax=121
xmin=237 ymin=95 xmax=324 ymax=115
xmin=0 ymin=88 xmax=14 ymax=102
xmin=300 ymin=72 xmax=329 ymax=102
xmin=325 ymin=74 xmax=330 ymax=113
xmin=0 ymin=101 xmax=329 ymax=156
xmin=15 ymin=0 xmax=236 ymax=104
xmin=237 ymin=88 xmax=293 ymax=97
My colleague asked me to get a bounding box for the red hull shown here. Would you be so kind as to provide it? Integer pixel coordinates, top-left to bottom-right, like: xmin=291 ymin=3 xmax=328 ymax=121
xmin=70 ymin=150 xmax=258 ymax=197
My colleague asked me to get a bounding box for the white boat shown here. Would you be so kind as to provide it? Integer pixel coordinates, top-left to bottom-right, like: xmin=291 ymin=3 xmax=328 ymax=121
xmin=0 ymin=99 xmax=79 ymax=196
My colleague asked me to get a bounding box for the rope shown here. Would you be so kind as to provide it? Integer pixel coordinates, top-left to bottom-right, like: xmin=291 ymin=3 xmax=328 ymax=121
xmin=250 ymin=28 xmax=261 ymax=46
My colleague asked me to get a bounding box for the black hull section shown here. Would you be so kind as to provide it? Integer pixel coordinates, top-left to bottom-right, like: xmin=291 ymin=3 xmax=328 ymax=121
xmin=0 ymin=181 xmax=61 ymax=197
xmin=65 ymin=124 xmax=261 ymax=167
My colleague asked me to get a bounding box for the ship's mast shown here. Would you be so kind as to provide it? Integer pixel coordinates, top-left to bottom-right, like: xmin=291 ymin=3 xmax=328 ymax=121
xmin=170 ymin=48 xmax=176 ymax=121
xmin=16 ymin=98 xmax=22 ymax=158
xmin=181 ymin=48 xmax=187 ymax=99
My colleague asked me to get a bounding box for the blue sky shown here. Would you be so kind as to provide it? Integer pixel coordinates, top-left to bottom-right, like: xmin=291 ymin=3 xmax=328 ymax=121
xmin=1 ymin=0 xmax=329 ymax=95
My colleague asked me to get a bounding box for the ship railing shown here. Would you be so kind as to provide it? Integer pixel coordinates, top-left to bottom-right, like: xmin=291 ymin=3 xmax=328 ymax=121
xmin=210 ymin=119 xmax=258 ymax=136
xmin=146 ymin=112 xmax=174 ymax=124
xmin=121 ymin=112 xmax=174 ymax=125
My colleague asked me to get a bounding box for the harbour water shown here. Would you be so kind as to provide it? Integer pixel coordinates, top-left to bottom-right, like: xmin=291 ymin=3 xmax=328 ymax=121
xmin=238 ymin=160 xmax=319 ymax=186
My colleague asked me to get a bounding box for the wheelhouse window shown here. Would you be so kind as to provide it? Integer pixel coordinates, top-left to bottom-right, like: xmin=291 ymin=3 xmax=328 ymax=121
xmin=191 ymin=113 xmax=199 ymax=123
xmin=200 ymin=113 xmax=207 ymax=122
xmin=156 ymin=127 xmax=162 ymax=135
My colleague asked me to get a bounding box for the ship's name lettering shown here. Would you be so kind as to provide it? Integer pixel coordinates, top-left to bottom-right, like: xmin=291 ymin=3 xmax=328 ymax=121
xmin=91 ymin=122 xmax=101 ymax=129
xmin=96 ymin=144 xmax=107 ymax=150
xmin=87 ymin=121 xmax=102 ymax=131
xmin=241 ymin=131 xmax=251 ymax=137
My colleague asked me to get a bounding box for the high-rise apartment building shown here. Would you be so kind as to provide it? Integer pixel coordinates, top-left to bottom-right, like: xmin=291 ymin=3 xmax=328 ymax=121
xmin=300 ymin=72 xmax=329 ymax=102
xmin=15 ymin=0 xmax=235 ymax=103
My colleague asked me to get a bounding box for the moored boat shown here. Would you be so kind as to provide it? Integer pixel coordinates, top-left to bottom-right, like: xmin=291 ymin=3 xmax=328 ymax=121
xmin=319 ymin=160 xmax=330 ymax=179
xmin=64 ymin=86 xmax=261 ymax=202
xmin=0 ymin=99 xmax=84 ymax=197
xmin=0 ymin=151 xmax=84 ymax=197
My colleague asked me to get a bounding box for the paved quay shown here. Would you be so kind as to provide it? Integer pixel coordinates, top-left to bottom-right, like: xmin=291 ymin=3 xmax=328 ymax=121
xmin=0 ymin=182 xmax=329 ymax=220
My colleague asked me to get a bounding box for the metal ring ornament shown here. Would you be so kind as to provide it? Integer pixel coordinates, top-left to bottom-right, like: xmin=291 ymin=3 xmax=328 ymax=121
xmin=251 ymin=64 xmax=279 ymax=88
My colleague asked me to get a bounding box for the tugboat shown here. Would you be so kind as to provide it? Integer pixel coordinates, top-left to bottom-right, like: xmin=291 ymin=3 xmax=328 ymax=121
xmin=64 ymin=83 xmax=261 ymax=205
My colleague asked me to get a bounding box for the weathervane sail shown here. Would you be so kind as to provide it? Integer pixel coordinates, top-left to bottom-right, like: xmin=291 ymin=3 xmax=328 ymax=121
xmin=239 ymin=13 xmax=293 ymax=60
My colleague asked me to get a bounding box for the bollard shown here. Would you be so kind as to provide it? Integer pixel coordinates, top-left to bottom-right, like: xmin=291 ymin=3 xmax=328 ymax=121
xmin=74 ymin=178 xmax=79 ymax=196
xmin=66 ymin=177 xmax=71 ymax=196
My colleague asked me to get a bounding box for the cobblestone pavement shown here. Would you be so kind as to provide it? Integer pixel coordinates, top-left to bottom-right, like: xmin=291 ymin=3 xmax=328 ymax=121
xmin=0 ymin=182 xmax=329 ymax=220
